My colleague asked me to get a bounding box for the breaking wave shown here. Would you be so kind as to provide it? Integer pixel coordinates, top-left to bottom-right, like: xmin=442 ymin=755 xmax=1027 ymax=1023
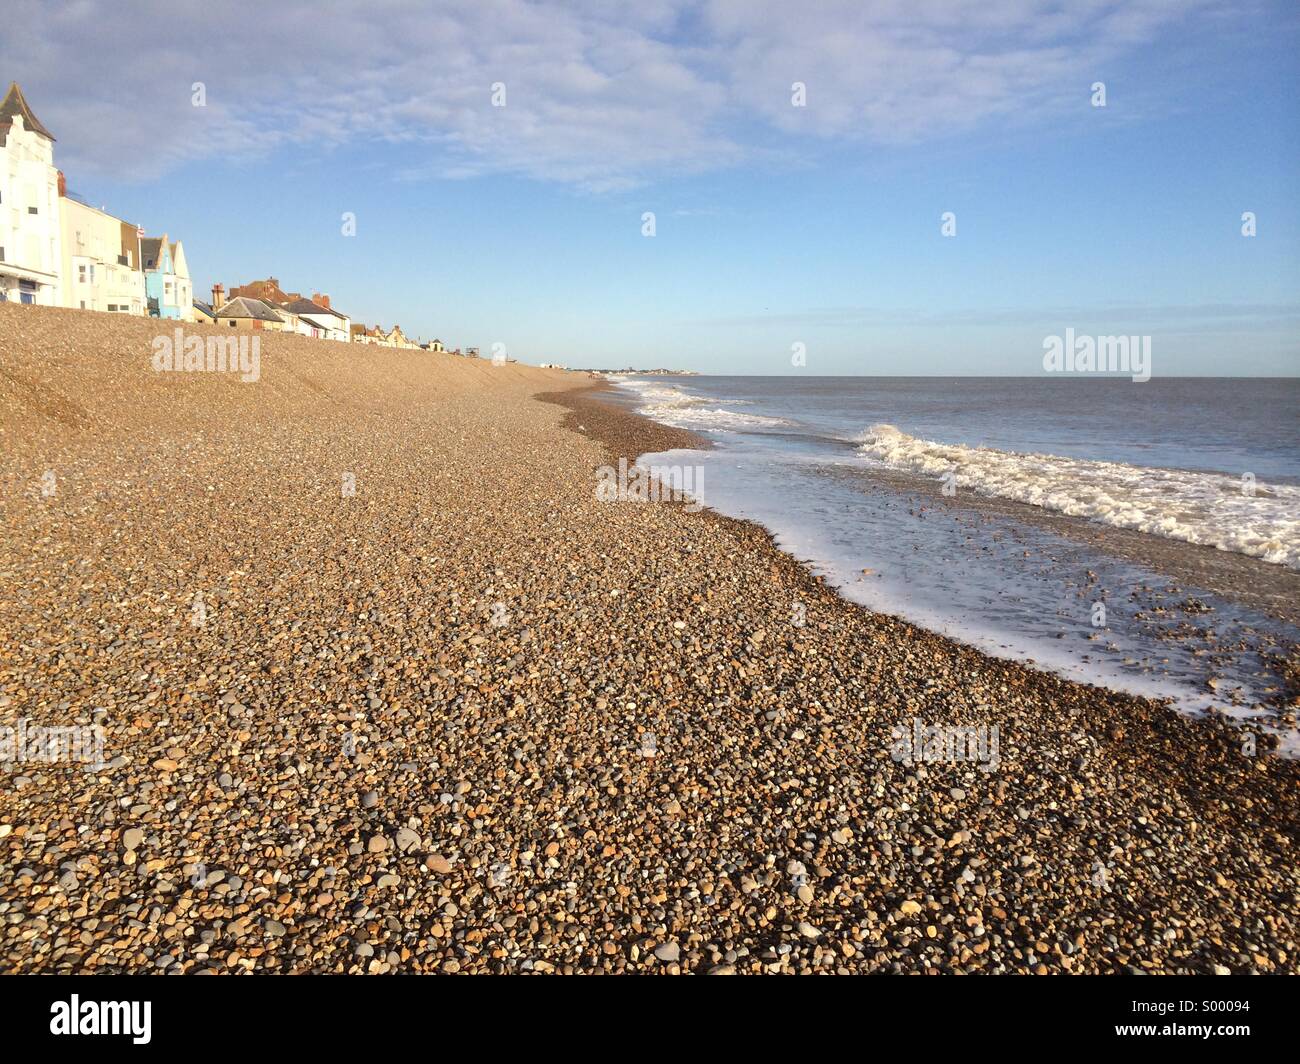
xmin=619 ymin=381 xmax=793 ymax=431
xmin=854 ymin=423 xmax=1300 ymax=568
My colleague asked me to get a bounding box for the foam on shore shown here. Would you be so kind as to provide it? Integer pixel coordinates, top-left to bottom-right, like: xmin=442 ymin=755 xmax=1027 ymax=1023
xmin=854 ymin=423 xmax=1300 ymax=569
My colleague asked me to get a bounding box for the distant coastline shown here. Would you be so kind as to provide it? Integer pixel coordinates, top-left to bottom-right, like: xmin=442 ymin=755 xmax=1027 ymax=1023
xmin=580 ymin=367 xmax=699 ymax=376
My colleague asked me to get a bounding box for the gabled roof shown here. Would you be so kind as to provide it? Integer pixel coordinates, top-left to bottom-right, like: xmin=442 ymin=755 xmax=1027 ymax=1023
xmin=215 ymin=296 xmax=283 ymax=322
xmin=231 ymin=278 xmax=296 ymax=304
xmin=0 ymin=82 xmax=54 ymax=141
xmin=193 ymin=300 xmax=216 ymax=318
xmin=140 ymin=237 xmax=165 ymax=271
xmin=280 ymin=297 xmax=343 ymax=320
xmin=309 ymin=302 xmax=349 ymax=321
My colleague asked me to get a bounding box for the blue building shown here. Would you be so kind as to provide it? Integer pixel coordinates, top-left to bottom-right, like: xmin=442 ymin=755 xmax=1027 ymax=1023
xmin=140 ymin=233 xmax=192 ymax=320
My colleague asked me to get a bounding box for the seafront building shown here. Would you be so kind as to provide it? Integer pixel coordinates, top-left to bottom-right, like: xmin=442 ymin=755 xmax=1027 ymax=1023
xmin=140 ymin=234 xmax=193 ymax=320
xmin=2 ymin=78 xmax=192 ymax=316
xmin=227 ymin=278 xmax=353 ymax=342
xmin=352 ymin=323 xmax=391 ymax=346
xmin=2 ymin=83 xmax=436 ymax=345
xmin=278 ymin=296 xmax=350 ymax=341
xmin=386 ymin=324 xmax=420 ymax=349
xmin=59 ymin=183 xmax=147 ymax=315
xmin=212 ymin=295 xmax=287 ymax=330
xmin=0 ymin=82 xmax=62 ymax=305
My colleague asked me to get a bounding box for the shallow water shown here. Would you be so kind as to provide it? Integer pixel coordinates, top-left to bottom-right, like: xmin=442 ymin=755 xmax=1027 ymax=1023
xmin=614 ymin=375 xmax=1300 ymax=751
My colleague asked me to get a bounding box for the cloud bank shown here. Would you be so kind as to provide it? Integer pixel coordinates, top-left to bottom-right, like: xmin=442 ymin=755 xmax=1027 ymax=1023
xmin=2 ymin=0 xmax=1219 ymax=188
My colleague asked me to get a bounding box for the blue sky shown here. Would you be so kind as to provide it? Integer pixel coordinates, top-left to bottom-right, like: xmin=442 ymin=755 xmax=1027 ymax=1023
xmin=4 ymin=0 xmax=1298 ymax=373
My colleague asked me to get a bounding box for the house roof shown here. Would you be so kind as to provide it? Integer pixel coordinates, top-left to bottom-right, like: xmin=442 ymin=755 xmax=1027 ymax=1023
xmin=140 ymin=237 xmax=165 ymax=270
xmin=193 ymin=300 xmax=215 ymax=318
xmin=215 ymin=296 xmax=284 ymax=322
xmin=0 ymin=82 xmax=54 ymax=141
xmin=231 ymin=278 xmax=296 ymax=304
xmin=281 ymin=297 xmax=342 ymax=320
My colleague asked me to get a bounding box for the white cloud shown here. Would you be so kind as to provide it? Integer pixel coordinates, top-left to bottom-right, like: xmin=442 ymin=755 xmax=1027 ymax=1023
xmin=1 ymin=0 xmax=1225 ymax=188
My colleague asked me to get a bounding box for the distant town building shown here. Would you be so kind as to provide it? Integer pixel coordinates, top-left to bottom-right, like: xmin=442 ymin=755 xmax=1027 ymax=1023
xmin=140 ymin=233 xmax=193 ymax=320
xmin=386 ymin=324 xmax=419 ymax=349
xmin=278 ymin=295 xmax=350 ymax=342
xmin=0 ymin=82 xmax=63 ymax=305
xmin=213 ymin=295 xmax=287 ymax=330
xmin=228 ymin=280 xmax=352 ymax=341
xmin=229 ymin=276 xmax=294 ymax=304
xmin=59 ymin=180 xmax=147 ymax=315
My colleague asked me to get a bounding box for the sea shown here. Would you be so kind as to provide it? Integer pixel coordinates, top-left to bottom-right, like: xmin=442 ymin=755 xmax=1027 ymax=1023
xmin=610 ymin=375 xmax=1300 ymax=749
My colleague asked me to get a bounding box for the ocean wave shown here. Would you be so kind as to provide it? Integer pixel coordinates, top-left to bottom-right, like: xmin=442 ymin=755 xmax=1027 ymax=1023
xmin=855 ymin=423 xmax=1300 ymax=568
xmin=618 ymin=381 xmax=791 ymax=431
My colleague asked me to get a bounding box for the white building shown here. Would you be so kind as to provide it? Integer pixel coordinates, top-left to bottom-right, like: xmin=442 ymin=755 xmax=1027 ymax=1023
xmin=0 ymin=82 xmax=62 ymax=305
xmin=278 ymin=297 xmax=352 ymax=342
xmin=60 ymin=195 xmax=147 ymax=315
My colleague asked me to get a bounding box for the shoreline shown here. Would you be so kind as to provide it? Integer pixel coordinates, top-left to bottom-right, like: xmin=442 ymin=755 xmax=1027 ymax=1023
xmin=544 ymin=382 xmax=1300 ymax=720
xmin=2 ymin=307 xmax=1296 ymax=974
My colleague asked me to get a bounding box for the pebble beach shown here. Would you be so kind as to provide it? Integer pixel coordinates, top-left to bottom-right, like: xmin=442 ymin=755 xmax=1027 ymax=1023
xmin=1 ymin=304 xmax=1296 ymax=974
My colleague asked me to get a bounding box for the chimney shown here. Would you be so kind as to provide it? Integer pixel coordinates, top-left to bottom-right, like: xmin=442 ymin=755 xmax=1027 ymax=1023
xmin=212 ymin=283 xmax=224 ymax=309
xmin=313 ymin=292 xmax=330 ymax=309
xmin=57 ymin=170 xmax=66 ymax=197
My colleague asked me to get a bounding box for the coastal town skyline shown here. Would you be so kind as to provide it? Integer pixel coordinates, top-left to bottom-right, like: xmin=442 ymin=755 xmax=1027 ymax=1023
xmin=1 ymin=0 xmax=1296 ymax=375
xmin=1 ymin=81 xmax=467 ymax=354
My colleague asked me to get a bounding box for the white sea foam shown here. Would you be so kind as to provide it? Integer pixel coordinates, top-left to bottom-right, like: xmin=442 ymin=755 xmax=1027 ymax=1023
xmin=855 ymin=423 xmax=1300 ymax=568
xmin=619 ymin=380 xmax=791 ymax=431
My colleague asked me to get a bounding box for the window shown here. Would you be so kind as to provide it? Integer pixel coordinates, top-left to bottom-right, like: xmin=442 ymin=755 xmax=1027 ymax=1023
xmin=79 ymin=301 xmax=86 ymax=309
xmin=28 ymin=206 xmax=38 ymax=215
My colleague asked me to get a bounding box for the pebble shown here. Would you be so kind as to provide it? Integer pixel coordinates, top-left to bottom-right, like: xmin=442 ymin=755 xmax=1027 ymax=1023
xmin=0 ymin=309 xmax=1294 ymax=977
